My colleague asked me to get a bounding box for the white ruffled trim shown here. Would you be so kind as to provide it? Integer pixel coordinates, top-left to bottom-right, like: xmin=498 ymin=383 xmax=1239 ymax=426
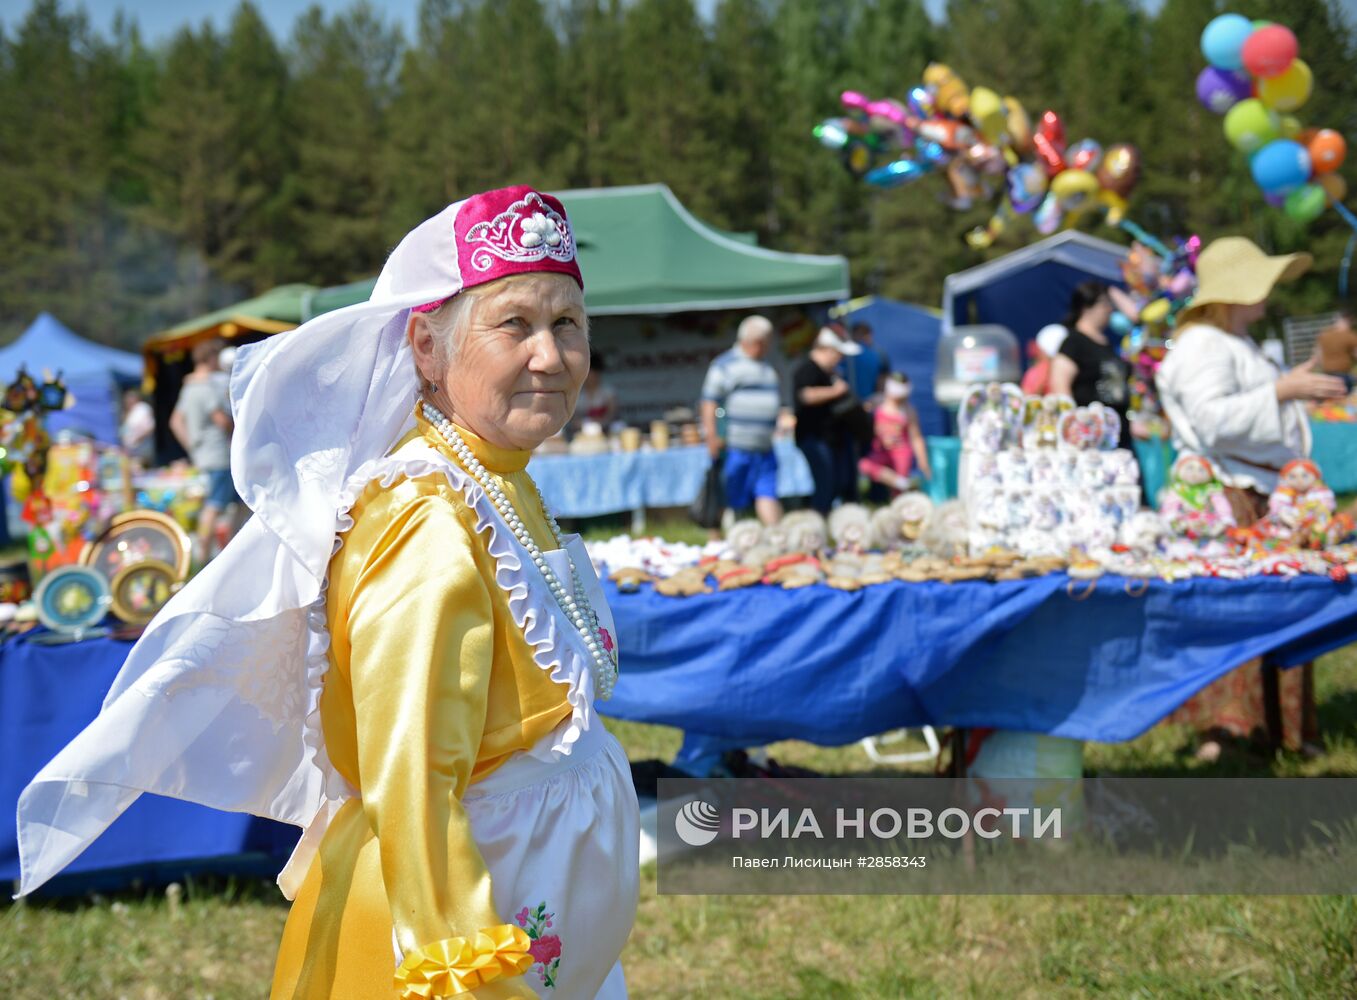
xmin=301 ymin=441 xmax=593 ymax=806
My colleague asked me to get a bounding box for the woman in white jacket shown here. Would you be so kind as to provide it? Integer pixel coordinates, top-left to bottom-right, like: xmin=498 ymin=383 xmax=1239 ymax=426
xmin=1157 ymin=236 xmax=1345 ymax=761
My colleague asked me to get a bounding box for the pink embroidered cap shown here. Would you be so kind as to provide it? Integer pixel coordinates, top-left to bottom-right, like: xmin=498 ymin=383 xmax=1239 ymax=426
xmin=399 ymin=185 xmax=583 ymax=314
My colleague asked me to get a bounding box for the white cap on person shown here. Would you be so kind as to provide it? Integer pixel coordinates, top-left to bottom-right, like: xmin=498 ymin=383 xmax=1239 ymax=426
xmin=814 ymin=325 xmax=862 ymax=356
xmin=1036 ymin=323 xmax=1068 ymax=358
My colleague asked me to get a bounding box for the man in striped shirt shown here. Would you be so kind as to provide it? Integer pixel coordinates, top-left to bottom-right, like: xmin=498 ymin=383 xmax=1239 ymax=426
xmin=700 ymin=315 xmax=788 ymax=525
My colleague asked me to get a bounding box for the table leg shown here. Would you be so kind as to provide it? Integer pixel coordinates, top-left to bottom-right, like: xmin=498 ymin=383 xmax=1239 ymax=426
xmin=949 ymin=728 xmax=968 ymax=777
xmin=630 ymin=506 xmax=646 ymax=536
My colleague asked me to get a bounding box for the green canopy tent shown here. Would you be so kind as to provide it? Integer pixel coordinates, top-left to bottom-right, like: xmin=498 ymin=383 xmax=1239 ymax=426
xmin=300 ymin=184 xmax=849 ymax=319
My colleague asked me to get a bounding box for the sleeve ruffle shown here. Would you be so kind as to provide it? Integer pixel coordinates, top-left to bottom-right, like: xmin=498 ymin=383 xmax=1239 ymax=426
xmin=394 ymin=924 xmax=533 ymax=998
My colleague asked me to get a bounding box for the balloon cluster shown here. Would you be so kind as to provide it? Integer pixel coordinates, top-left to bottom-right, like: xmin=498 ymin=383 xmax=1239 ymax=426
xmin=813 ymin=63 xmax=1142 ymax=249
xmin=1106 ymin=228 xmax=1200 ymax=438
xmin=1197 ymin=14 xmax=1347 ymax=223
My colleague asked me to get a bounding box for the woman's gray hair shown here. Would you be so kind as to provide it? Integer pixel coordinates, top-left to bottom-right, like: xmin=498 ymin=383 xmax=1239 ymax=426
xmin=422 ymin=287 xmax=481 ymax=370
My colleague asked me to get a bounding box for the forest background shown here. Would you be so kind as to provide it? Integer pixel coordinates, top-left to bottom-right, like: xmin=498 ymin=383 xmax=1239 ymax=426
xmin=1 ymin=0 xmax=1355 ymax=351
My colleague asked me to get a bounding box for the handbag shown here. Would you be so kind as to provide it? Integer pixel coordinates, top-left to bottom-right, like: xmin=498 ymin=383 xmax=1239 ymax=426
xmin=689 ymin=458 xmax=726 ymax=528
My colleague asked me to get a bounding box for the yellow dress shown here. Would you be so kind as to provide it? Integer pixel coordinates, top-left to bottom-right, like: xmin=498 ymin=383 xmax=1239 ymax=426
xmin=270 ymin=413 xmax=575 ymax=999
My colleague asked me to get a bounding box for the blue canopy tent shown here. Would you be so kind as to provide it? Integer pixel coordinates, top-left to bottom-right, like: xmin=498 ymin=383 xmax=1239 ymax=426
xmin=942 ymin=231 xmax=1129 ymax=348
xmin=831 ymin=296 xmax=945 ymax=436
xmin=0 ymin=314 xmax=143 ymax=444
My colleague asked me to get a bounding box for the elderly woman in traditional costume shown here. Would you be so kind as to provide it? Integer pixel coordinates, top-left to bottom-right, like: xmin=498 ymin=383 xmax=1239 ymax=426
xmin=17 ymin=187 xmax=640 ymax=998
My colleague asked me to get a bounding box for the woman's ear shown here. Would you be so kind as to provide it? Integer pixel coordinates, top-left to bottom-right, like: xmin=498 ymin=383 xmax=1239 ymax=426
xmin=407 ymin=313 xmax=439 ymax=383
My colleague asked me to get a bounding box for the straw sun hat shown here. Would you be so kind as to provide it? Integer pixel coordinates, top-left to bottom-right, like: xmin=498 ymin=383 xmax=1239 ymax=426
xmin=1181 ymin=236 xmax=1311 ymax=317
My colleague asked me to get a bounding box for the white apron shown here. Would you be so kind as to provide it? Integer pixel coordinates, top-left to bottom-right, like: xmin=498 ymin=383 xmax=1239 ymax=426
xmin=455 ymin=539 xmax=640 ymax=998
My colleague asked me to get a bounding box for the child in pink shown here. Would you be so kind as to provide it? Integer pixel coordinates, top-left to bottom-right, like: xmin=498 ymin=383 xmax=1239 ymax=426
xmin=859 ymin=374 xmax=932 ymax=494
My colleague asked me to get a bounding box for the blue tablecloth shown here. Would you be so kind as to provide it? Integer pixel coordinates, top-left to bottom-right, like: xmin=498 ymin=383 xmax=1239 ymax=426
xmin=0 ymin=631 xmax=298 ymax=888
xmin=1311 ymin=420 xmax=1357 ymax=494
xmin=599 ymin=574 xmax=1357 ymax=765
xmin=528 ymin=439 xmax=814 ymax=518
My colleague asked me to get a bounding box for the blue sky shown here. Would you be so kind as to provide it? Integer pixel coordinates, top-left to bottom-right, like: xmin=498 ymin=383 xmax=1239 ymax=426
xmin=13 ymin=0 xmax=1357 ymax=47
xmin=12 ymin=0 xmax=952 ymax=44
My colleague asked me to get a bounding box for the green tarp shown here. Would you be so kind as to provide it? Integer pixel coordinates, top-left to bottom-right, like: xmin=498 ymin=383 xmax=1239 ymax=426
xmin=302 ymin=184 xmax=849 ymax=320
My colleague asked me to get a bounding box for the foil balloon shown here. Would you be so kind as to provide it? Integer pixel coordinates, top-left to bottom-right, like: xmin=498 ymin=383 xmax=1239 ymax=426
xmin=969 ymin=86 xmax=1005 ymax=143
xmin=906 ymin=85 xmax=935 ymax=119
xmin=1032 ymin=111 xmax=1067 ymax=176
xmin=923 ymin=63 xmax=970 ymax=117
xmin=1050 ymin=167 xmax=1099 ymax=202
xmin=914 ymin=138 xmax=949 ymax=165
xmin=1098 ymin=189 xmax=1129 ymax=225
xmin=1066 ymin=138 xmax=1104 ymax=172
xmin=1036 ymin=110 xmax=1066 ymax=149
xmin=1034 ymin=192 xmax=1063 ymax=234
xmin=1003 ymin=97 xmax=1032 ymax=154
xmin=1096 ymin=143 xmax=1141 ymax=196
xmin=865 ymin=158 xmax=930 ymax=188
xmin=839 ymin=90 xmax=872 ymax=113
xmin=1006 ymin=163 xmax=1048 ymax=213
xmin=813 ymin=119 xmax=850 ymax=150
xmin=916 ymin=118 xmax=975 ymax=150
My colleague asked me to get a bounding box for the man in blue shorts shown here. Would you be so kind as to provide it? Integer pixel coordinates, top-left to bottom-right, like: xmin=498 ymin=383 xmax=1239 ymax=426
xmin=700 ymin=315 xmax=788 ymax=525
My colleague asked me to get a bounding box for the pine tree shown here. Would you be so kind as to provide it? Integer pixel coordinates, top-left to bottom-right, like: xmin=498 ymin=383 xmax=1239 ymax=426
xmin=612 ymin=0 xmax=722 ymax=222
xmin=220 ymin=2 xmax=295 ymax=290
xmin=560 ymin=0 xmax=626 ymax=190
xmin=286 ymin=2 xmax=403 ymax=284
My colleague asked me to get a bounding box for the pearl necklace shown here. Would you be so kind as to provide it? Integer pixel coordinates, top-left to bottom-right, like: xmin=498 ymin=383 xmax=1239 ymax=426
xmin=420 ymin=402 xmax=616 ymax=699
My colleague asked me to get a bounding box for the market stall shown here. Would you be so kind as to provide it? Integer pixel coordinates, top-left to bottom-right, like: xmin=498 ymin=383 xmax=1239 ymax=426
xmin=0 ymin=314 xmax=142 ymax=445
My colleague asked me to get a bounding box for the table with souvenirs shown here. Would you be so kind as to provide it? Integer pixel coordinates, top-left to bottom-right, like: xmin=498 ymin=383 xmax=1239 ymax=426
xmin=592 ymin=383 xmax=1357 ymax=767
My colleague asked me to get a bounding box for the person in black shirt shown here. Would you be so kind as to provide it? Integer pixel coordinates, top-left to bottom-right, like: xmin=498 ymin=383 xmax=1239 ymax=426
xmin=793 ymin=325 xmax=861 ymax=513
xmin=1049 ymin=281 xmax=1133 ymax=449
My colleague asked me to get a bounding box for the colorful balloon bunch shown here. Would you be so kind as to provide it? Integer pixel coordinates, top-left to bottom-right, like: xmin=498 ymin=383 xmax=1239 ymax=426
xmin=1198 ymin=14 xmax=1348 ymax=224
xmin=812 ymin=63 xmax=1142 ymax=249
xmin=1106 ymin=227 xmax=1200 ymax=438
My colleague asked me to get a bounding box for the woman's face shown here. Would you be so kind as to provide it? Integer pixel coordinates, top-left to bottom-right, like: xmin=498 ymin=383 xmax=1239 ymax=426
xmin=1233 ymin=301 xmax=1267 ymax=327
xmin=1085 ymin=295 xmax=1114 ymax=329
xmin=414 ymin=272 xmax=589 ymax=450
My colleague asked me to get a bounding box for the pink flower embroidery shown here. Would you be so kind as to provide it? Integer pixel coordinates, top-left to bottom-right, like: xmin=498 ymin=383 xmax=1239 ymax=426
xmin=516 ymin=901 xmax=563 ymax=989
xmin=599 ymin=627 xmax=614 ymax=653
xmin=529 ymin=934 xmax=563 ymax=965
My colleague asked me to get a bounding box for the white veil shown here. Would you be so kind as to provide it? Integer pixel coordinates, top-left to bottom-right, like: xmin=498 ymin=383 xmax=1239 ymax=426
xmin=15 ymin=200 xmax=473 ymax=896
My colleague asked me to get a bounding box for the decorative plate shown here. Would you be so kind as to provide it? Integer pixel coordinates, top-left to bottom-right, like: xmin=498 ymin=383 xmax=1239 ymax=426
xmin=81 ymin=510 xmax=191 ymax=583
xmin=34 ymin=565 xmax=111 ymax=634
xmin=109 ymin=559 xmax=178 ymax=626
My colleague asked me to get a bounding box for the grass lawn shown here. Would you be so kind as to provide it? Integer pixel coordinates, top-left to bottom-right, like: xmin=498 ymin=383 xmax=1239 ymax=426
xmin=3 ymin=519 xmax=1356 ymax=996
